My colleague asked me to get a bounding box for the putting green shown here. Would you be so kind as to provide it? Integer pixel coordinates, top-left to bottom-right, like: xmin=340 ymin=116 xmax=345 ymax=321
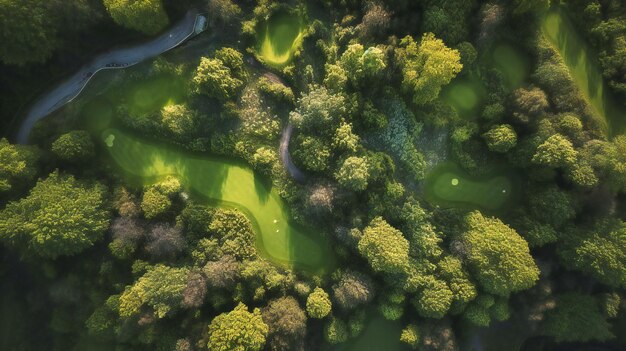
xmin=257 ymin=11 xmax=305 ymax=67
xmin=101 ymin=128 xmax=332 ymax=273
xmin=424 ymin=163 xmax=518 ymax=212
xmin=441 ymin=73 xmax=486 ymax=119
xmin=542 ymin=6 xmax=624 ymax=136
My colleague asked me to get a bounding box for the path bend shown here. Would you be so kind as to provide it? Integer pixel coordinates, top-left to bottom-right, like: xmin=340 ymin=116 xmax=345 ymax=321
xmin=279 ymin=123 xmax=308 ymax=183
xmin=16 ymin=10 xmax=202 ymax=144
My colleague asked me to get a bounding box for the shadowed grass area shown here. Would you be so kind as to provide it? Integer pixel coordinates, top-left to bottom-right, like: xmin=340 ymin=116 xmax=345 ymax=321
xmin=424 ymin=162 xmax=520 ymax=212
xmin=491 ymin=43 xmax=530 ymax=90
xmin=101 ymin=128 xmax=334 ymax=273
xmin=257 ymin=11 xmax=305 ymax=67
xmin=323 ymin=315 xmax=406 ymax=351
xmin=441 ymin=72 xmax=486 ymax=119
xmin=441 ymin=43 xmax=528 ymax=120
xmin=542 ymin=6 xmax=625 ymax=136
xmin=79 ymin=70 xmax=188 ymax=133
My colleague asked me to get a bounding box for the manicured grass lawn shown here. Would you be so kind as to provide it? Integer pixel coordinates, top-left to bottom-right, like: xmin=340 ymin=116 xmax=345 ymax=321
xmin=542 ymin=6 xmax=624 ymax=136
xmin=491 ymin=43 xmax=530 ymax=91
xmin=424 ymin=162 xmax=519 ymax=212
xmin=441 ymin=72 xmax=486 ymax=120
xmin=102 ymin=128 xmax=334 ymax=273
xmin=257 ymin=11 xmax=305 ymax=67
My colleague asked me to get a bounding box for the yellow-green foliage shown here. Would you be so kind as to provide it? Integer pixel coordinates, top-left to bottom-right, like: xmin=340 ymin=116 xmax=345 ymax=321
xmin=118 ymin=264 xmax=189 ymax=318
xmin=461 ymin=211 xmax=539 ymax=296
xmin=400 ymin=324 xmax=420 ymax=349
xmin=141 ymin=176 xmax=181 ymax=219
xmin=207 ymin=303 xmax=268 ymax=351
xmin=103 ymin=0 xmax=169 ymax=35
xmin=358 ymin=217 xmax=409 ymax=274
xmin=0 ymin=138 xmax=39 ymax=193
xmin=0 ymin=171 xmax=108 ymax=258
xmin=396 ymin=33 xmax=462 ymax=105
xmin=306 ymin=287 xmax=332 ymax=319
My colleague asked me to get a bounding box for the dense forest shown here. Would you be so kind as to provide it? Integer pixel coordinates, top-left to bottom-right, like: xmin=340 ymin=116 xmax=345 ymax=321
xmin=1 ymin=0 xmax=626 ymax=350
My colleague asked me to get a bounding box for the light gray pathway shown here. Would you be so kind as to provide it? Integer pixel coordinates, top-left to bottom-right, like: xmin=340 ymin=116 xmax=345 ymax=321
xmin=16 ymin=10 xmax=201 ymax=143
xmin=279 ymin=123 xmax=308 ymax=183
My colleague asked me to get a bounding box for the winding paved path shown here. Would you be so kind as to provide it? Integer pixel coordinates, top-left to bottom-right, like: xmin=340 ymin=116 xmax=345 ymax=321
xmin=279 ymin=123 xmax=308 ymax=183
xmin=16 ymin=10 xmax=201 ymax=143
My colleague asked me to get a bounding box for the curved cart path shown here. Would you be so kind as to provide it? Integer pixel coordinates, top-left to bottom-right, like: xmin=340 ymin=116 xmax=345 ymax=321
xmin=279 ymin=123 xmax=308 ymax=183
xmin=16 ymin=10 xmax=201 ymax=143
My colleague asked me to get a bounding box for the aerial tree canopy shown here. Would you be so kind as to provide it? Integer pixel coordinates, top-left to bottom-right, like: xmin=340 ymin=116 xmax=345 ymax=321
xmin=0 ymin=138 xmax=39 ymax=194
xmin=0 ymin=0 xmax=58 ymax=64
xmin=395 ymin=33 xmax=462 ymax=105
xmin=0 ymin=171 xmax=109 ymax=258
xmin=358 ymin=217 xmax=410 ymax=274
xmin=118 ymin=264 xmax=190 ymax=318
xmin=559 ymin=218 xmax=626 ymax=288
xmin=51 ymin=130 xmax=95 ymax=162
xmin=207 ymin=302 xmax=268 ymax=351
xmin=307 ymin=287 xmax=332 ymax=319
xmin=460 ymin=211 xmax=539 ymax=296
xmin=543 ymin=293 xmax=614 ymax=343
xmin=103 ymin=0 xmax=169 ymax=35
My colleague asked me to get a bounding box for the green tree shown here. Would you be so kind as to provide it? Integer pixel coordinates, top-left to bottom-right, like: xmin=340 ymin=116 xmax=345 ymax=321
xmin=532 ymin=134 xmax=577 ymax=168
xmin=103 ymin=0 xmax=169 ymax=35
xmin=0 ymin=138 xmax=39 ymax=194
xmin=0 ymin=172 xmax=108 ymax=258
xmin=290 ymin=86 xmax=346 ymax=131
xmin=528 ymin=187 xmax=575 ymax=228
xmin=161 ymin=104 xmax=196 ymax=137
xmin=400 ymin=324 xmax=420 ymax=349
xmin=215 ymin=47 xmax=247 ymax=80
xmin=559 ymin=218 xmax=626 ymax=288
xmin=0 ymin=0 xmax=58 ymax=64
xmin=358 ymin=217 xmax=409 ymax=274
xmin=482 ymin=124 xmax=517 ymax=153
xmin=193 ymin=57 xmax=244 ymax=101
xmin=511 ymin=87 xmax=549 ymax=124
xmin=118 ymin=264 xmax=189 ymax=318
xmin=208 ymin=209 xmax=257 ymax=260
xmin=324 ymin=317 xmax=348 ymax=344
xmin=379 ymin=290 xmax=405 ymax=320
xmin=140 ymin=176 xmax=181 ymax=219
xmin=207 ymin=0 xmax=242 ymax=26
xmin=141 ymin=187 xmax=172 ymax=219
xmin=543 ymin=293 xmax=613 ymax=343
xmin=395 ymin=33 xmax=462 ymax=105
xmin=262 ymin=297 xmax=307 ymax=351
xmin=413 ymin=276 xmax=453 ymax=319
xmin=339 ymin=44 xmax=386 ymax=83
xmin=207 ymin=302 xmax=268 ymax=351
xmin=460 ymin=211 xmax=539 ymax=296
xmin=324 ymin=63 xmax=348 ymax=92
xmin=335 ymin=156 xmax=370 ymax=191
xmin=583 ymin=136 xmax=626 ymax=192
xmin=293 ymin=136 xmax=332 ymax=172
xmin=51 ymin=130 xmax=95 ymax=162
xmin=306 ymin=287 xmax=332 ymax=319
xmin=333 ymin=122 xmax=360 ymax=153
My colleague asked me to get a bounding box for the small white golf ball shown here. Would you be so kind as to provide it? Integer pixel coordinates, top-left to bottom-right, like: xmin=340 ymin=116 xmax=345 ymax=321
xmin=451 ymin=178 xmax=459 ymax=186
